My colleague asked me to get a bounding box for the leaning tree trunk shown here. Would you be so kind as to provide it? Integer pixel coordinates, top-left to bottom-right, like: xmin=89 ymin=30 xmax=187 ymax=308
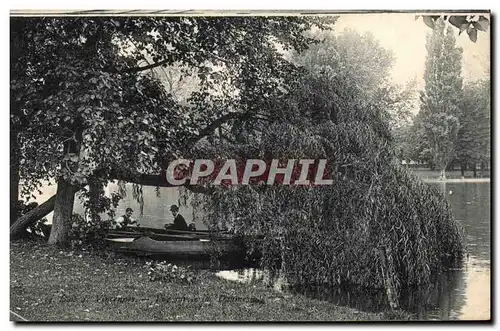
xmin=47 ymin=178 xmax=78 ymax=245
xmin=10 ymin=194 xmax=56 ymax=238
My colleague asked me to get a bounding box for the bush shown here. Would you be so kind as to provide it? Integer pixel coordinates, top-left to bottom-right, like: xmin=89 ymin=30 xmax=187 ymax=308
xmin=145 ymin=261 xmax=198 ymax=284
xmin=68 ymin=213 xmax=112 ymax=249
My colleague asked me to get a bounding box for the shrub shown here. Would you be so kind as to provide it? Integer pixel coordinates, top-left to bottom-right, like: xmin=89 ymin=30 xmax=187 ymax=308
xmin=145 ymin=261 xmax=198 ymax=284
xmin=68 ymin=213 xmax=112 ymax=249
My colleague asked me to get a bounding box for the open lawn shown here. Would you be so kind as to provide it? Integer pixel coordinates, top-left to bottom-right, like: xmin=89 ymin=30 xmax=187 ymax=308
xmin=410 ymin=168 xmax=490 ymax=180
xmin=10 ymin=240 xmax=409 ymax=322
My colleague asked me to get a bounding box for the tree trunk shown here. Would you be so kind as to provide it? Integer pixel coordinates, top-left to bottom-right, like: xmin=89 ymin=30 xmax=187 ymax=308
xmin=378 ymin=246 xmax=399 ymax=310
xmin=439 ymin=168 xmax=446 ymax=181
xmin=460 ymin=163 xmax=465 ymax=177
xmin=10 ymin=195 xmax=56 ymax=238
xmin=473 ymin=163 xmax=477 ymax=178
xmin=47 ymin=178 xmax=78 ymax=245
xmin=10 ymin=130 xmax=20 ymax=224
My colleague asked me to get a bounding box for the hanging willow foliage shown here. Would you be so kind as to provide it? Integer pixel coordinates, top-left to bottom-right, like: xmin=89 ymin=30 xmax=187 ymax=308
xmin=77 ymin=178 xmax=123 ymax=223
xmin=131 ymin=183 xmax=144 ymax=216
xmin=194 ymin=71 xmax=465 ymax=294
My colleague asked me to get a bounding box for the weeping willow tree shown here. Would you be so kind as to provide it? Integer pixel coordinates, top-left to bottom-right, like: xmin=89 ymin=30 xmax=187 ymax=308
xmin=190 ymin=30 xmax=465 ymax=306
xmin=196 ymin=72 xmax=464 ymax=301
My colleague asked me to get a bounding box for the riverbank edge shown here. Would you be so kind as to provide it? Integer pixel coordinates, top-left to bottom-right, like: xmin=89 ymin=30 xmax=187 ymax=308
xmin=10 ymin=240 xmax=410 ymax=322
xmin=422 ymin=178 xmax=490 ymax=183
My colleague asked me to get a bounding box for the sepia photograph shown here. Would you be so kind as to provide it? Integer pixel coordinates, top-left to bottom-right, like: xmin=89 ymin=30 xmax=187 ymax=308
xmin=9 ymin=9 xmax=491 ymax=322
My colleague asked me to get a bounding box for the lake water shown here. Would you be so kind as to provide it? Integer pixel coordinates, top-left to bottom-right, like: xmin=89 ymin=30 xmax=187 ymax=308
xmin=216 ymin=182 xmax=491 ymax=321
xmin=433 ymin=182 xmax=490 ymax=320
xmin=36 ymin=182 xmax=207 ymax=230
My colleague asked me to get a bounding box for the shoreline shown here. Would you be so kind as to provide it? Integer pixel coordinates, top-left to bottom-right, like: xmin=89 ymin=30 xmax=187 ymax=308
xmin=422 ymin=178 xmax=490 ymax=183
xmin=10 ymin=240 xmax=408 ymax=322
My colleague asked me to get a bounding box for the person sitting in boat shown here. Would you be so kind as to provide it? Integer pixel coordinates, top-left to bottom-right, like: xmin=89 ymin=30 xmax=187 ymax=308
xmin=164 ymin=205 xmax=188 ymax=231
xmin=114 ymin=208 xmax=138 ymax=229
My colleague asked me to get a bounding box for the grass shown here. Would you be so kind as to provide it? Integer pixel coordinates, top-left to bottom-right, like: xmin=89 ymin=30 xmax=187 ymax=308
xmin=10 ymin=239 xmax=410 ymax=322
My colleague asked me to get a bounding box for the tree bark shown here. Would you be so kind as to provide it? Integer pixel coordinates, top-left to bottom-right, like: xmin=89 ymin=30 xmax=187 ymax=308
xmin=47 ymin=177 xmax=78 ymax=245
xmin=378 ymin=246 xmax=399 ymax=310
xmin=10 ymin=195 xmax=56 ymax=238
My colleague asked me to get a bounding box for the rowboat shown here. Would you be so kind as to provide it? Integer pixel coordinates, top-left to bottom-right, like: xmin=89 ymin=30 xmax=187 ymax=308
xmin=106 ymin=226 xmax=232 ymax=241
xmin=106 ymin=231 xmax=200 ymax=241
xmin=105 ymin=226 xmax=244 ymax=258
xmin=105 ymin=236 xmax=244 ymax=258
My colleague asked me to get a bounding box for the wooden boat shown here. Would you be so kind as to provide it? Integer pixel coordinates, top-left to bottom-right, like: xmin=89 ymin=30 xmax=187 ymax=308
xmin=106 ymin=231 xmax=200 ymax=242
xmin=105 ymin=236 xmax=244 ymax=258
xmin=105 ymin=226 xmax=243 ymax=258
xmin=106 ymin=226 xmax=232 ymax=241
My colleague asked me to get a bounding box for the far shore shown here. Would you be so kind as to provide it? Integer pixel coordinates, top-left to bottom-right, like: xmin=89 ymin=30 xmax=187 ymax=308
xmin=423 ymin=178 xmax=490 ymax=183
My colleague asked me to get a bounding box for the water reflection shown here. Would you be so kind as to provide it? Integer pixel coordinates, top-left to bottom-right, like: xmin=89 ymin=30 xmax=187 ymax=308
xmin=216 ymin=268 xmax=287 ymax=291
xmin=400 ymin=264 xmax=467 ymax=320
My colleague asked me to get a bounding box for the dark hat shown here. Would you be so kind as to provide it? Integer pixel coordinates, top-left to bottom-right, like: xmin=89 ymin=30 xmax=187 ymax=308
xmin=126 ymin=208 xmax=134 ymax=213
xmin=170 ymin=205 xmax=179 ymax=212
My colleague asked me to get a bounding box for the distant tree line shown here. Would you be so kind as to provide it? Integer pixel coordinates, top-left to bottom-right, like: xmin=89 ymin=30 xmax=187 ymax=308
xmin=396 ymin=18 xmax=490 ymax=179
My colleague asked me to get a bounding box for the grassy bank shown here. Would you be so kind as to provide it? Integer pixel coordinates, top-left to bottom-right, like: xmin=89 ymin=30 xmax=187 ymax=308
xmin=10 ymin=240 xmax=409 ymax=322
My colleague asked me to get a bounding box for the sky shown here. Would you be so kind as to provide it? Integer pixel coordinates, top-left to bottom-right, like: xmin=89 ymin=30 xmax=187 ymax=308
xmin=333 ymin=13 xmax=490 ymax=89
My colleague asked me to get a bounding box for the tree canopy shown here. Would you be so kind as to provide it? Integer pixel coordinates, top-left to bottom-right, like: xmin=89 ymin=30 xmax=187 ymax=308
xmin=397 ymin=16 xmax=490 ymax=174
xmin=413 ymin=18 xmax=463 ymax=177
xmin=10 ymin=16 xmax=335 ymax=242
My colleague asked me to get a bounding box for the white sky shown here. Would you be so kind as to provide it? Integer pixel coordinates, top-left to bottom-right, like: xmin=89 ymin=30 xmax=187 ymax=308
xmin=334 ymin=13 xmax=490 ymax=88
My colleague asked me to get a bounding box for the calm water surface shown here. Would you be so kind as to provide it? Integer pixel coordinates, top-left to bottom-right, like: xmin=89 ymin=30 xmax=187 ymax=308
xmin=216 ymin=182 xmax=491 ymax=320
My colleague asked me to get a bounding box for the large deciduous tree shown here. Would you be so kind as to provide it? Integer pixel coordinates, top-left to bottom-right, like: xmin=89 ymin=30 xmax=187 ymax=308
xmin=10 ymin=16 xmax=334 ymax=243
